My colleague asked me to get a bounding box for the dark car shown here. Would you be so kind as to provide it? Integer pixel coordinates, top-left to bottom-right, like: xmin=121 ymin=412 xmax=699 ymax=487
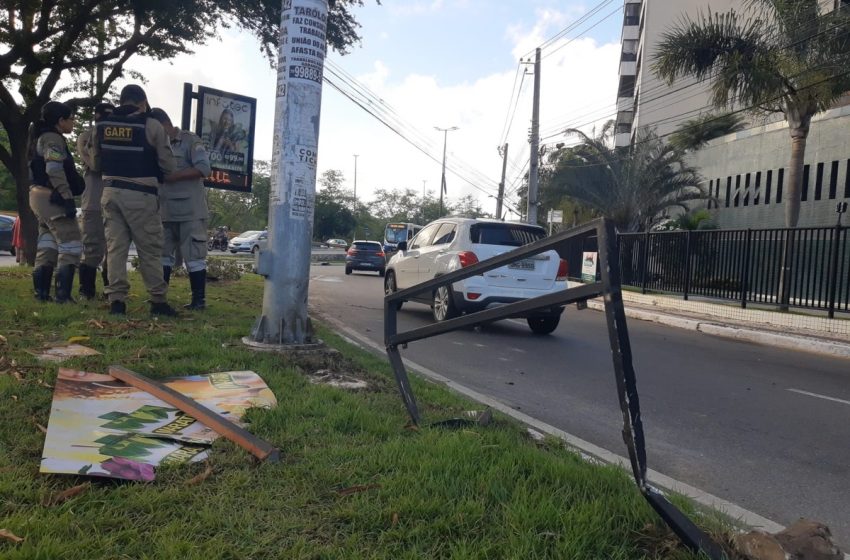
xmin=345 ymin=240 xmax=386 ymax=276
xmin=0 ymin=215 xmax=14 ymax=255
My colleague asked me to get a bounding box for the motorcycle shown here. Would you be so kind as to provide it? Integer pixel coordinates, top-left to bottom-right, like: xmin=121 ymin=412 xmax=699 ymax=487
xmin=208 ymin=233 xmax=229 ymax=251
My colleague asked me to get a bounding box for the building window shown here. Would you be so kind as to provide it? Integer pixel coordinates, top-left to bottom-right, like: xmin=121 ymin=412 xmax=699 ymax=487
xmin=801 ymin=164 xmax=810 ymax=201
xmin=621 ymin=40 xmax=638 ymax=61
xmin=715 ymin=178 xmax=720 ymax=203
xmin=624 ymin=3 xmax=640 ymax=26
xmin=754 ymin=171 xmax=761 ymax=205
xmin=777 ymin=168 xmax=784 ymax=203
xmin=829 ymin=161 xmax=839 ymax=199
xmin=707 ymin=179 xmax=714 ymax=208
xmin=733 ymin=175 xmax=741 ymax=208
xmin=814 ymin=162 xmax=824 ymax=200
xmin=725 ymin=177 xmax=732 ymax=207
xmin=743 ymin=173 xmax=751 ymax=206
xmin=618 ymin=75 xmax=635 ymax=98
xmin=765 ymin=170 xmax=772 ymax=204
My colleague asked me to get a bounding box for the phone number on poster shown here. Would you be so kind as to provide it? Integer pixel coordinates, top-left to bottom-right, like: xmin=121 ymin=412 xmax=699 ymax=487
xmin=289 ymin=64 xmax=322 ymax=83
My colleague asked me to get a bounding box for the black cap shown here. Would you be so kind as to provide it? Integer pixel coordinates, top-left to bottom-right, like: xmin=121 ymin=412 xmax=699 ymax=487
xmin=119 ymin=84 xmax=148 ymax=105
xmin=94 ymin=102 xmax=114 ymax=116
xmin=148 ymin=107 xmax=171 ymax=125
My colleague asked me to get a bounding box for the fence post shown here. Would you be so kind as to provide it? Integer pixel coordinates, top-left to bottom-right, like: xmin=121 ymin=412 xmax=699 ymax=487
xmin=827 ymin=225 xmax=842 ymax=319
xmin=683 ymin=231 xmax=692 ymax=301
xmin=640 ymin=230 xmax=649 ymax=294
xmin=740 ymin=229 xmax=752 ymax=309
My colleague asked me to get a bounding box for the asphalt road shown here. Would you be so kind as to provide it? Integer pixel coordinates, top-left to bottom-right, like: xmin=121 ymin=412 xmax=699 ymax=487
xmin=309 ymin=264 xmax=850 ymax=548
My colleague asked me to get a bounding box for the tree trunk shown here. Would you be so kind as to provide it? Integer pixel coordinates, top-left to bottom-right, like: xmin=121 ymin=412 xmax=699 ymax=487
xmin=778 ymin=123 xmax=810 ymax=309
xmin=8 ymin=124 xmax=37 ymax=265
xmin=784 ymin=128 xmax=809 ymax=228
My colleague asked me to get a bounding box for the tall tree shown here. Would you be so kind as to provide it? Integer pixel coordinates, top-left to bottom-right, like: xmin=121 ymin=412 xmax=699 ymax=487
xmin=550 ymin=125 xmax=706 ymax=232
xmin=0 ymin=0 xmax=370 ymax=263
xmin=668 ymin=112 xmax=747 ymax=153
xmin=653 ymin=2 xmax=850 ymax=227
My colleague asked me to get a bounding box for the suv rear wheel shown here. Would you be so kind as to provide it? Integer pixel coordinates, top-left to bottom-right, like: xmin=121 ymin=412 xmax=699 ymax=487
xmin=527 ymin=316 xmax=560 ymax=335
xmin=384 ymin=271 xmax=402 ymax=310
xmin=432 ymin=285 xmax=458 ymax=322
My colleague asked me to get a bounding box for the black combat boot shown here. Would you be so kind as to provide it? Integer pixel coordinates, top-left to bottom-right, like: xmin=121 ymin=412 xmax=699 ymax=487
xmin=54 ymin=264 xmax=77 ymax=304
xmin=184 ymin=269 xmax=206 ymax=310
xmin=163 ymin=265 xmax=172 ymax=285
xmin=78 ymin=264 xmax=97 ymax=300
xmin=32 ymin=266 xmax=54 ymax=302
xmin=109 ymin=300 xmax=126 ymax=315
xmin=150 ymin=301 xmax=178 ymax=317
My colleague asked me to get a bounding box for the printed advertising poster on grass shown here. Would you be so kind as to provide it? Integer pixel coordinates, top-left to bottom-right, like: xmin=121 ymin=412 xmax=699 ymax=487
xmin=195 ymin=86 xmax=257 ymax=193
xmin=40 ymin=369 xmax=276 ymax=481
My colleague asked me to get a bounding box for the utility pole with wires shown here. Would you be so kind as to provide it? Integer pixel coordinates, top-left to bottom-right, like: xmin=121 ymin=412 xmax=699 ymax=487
xmin=248 ymin=0 xmax=329 ymax=347
xmin=526 ymin=48 xmax=541 ymax=225
xmin=435 ymin=126 xmax=458 ymax=217
xmin=496 ymin=143 xmax=509 ymax=220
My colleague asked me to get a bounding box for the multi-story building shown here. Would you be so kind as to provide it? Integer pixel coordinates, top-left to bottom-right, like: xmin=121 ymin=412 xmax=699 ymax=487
xmin=613 ymin=0 xmax=850 ymax=228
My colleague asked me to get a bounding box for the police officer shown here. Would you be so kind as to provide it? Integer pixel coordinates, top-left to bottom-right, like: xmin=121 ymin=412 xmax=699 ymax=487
xmin=93 ymin=84 xmax=177 ymax=316
xmin=27 ymin=101 xmax=85 ymax=303
xmin=76 ymin=102 xmax=114 ymax=299
xmin=149 ymin=108 xmax=211 ymax=310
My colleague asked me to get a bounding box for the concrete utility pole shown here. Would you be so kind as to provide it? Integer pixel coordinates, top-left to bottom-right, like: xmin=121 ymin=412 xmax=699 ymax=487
xmin=250 ymin=0 xmax=329 ymax=346
xmin=435 ymin=125 xmax=458 ymax=217
xmin=526 ymin=48 xmax=541 ymax=225
xmin=496 ymin=143 xmax=509 ymax=220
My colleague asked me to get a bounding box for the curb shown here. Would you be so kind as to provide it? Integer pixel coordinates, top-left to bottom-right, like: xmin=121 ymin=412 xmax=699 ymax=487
xmin=312 ymin=308 xmax=785 ymax=536
xmin=586 ymin=301 xmax=850 ymax=360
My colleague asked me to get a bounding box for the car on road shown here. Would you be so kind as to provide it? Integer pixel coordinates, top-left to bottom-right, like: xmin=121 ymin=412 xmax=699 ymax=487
xmin=0 ymin=214 xmax=15 ymax=255
xmin=229 ymin=230 xmax=267 ymax=254
xmin=345 ymin=240 xmax=386 ymax=276
xmin=384 ymin=218 xmax=569 ymax=334
xmin=326 ymin=238 xmax=349 ymax=249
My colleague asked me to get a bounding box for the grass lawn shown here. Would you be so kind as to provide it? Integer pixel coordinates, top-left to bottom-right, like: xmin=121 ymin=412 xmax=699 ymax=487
xmin=0 ymin=267 xmax=732 ymax=559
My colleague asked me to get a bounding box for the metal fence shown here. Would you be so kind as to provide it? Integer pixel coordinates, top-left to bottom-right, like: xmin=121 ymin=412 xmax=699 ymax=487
xmin=613 ymin=226 xmax=850 ymax=317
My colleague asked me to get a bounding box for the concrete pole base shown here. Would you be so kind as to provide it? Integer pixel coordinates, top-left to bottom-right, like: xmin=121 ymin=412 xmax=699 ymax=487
xmin=241 ymin=336 xmax=326 ymax=356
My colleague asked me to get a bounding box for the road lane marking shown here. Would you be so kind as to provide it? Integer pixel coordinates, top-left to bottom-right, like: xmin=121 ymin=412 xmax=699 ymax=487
xmin=510 ymin=348 xmax=526 ymax=353
xmin=787 ymin=388 xmax=850 ymax=407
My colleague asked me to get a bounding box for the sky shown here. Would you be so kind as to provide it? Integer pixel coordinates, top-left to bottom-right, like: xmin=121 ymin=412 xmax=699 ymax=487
xmin=124 ymin=0 xmax=624 ymax=219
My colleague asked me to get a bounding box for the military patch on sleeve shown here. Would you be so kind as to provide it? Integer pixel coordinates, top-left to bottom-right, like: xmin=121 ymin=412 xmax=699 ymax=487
xmin=44 ymin=145 xmax=66 ymax=162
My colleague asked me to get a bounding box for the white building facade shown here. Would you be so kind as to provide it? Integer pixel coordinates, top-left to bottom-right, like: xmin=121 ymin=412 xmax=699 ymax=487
xmin=613 ymin=0 xmax=850 ymax=228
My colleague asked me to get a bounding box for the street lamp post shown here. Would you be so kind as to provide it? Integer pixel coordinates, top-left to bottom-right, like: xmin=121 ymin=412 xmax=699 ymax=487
xmin=353 ymin=154 xmax=359 ymax=205
xmin=435 ymin=126 xmax=458 ymax=216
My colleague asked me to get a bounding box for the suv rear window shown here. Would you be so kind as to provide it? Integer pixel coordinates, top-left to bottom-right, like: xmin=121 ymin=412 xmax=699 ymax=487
xmin=469 ymin=223 xmax=545 ymax=247
xmin=352 ymin=242 xmax=382 ymax=251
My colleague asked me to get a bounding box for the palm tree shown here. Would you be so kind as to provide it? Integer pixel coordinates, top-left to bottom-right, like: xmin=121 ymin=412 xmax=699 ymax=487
xmin=548 ymin=125 xmax=706 ymax=232
xmin=668 ymin=112 xmax=747 ymax=153
xmin=653 ymin=1 xmax=850 ymax=227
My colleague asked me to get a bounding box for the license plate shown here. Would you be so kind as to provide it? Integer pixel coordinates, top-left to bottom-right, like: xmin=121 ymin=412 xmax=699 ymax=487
xmin=508 ymin=259 xmax=535 ymax=271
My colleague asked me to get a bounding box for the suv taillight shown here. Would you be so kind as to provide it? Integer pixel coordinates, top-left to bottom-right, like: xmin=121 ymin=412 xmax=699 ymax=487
xmin=347 ymin=248 xmax=356 ymax=256
xmin=377 ymin=251 xmax=385 ymax=258
xmin=556 ymin=259 xmax=568 ymax=281
xmin=458 ymin=251 xmax=479 ymax=268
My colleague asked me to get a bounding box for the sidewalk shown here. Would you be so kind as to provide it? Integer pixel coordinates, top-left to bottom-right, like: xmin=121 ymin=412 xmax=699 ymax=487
xmin=587 ymin=291 xmax=850 ymax=360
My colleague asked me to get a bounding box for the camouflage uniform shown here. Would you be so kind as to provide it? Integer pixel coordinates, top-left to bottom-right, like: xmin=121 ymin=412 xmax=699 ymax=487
xmin=28 ymin=131 xmax=84 ymax=302
xmin=76 ymin=127 xmax=108 ymax=298
xmin=160 ymin=129 xmax=211 ymax=309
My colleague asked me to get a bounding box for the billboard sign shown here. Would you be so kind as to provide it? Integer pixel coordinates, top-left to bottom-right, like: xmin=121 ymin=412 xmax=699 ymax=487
xmin=194 ymin=86 xmax=257 ymax=192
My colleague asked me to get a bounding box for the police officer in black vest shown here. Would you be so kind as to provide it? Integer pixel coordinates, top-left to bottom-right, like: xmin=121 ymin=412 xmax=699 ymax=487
xmin=92 ymin=85 xmax=176 ymax=316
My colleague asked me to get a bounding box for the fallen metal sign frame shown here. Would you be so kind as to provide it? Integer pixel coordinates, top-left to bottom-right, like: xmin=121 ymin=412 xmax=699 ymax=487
xmin=383 ymin=218 xmax=725 ymax=559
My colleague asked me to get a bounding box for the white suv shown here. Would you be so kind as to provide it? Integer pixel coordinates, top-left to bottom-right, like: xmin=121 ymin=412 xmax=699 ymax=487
xmin=384 ymin=218 xmax=569 ymax=335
